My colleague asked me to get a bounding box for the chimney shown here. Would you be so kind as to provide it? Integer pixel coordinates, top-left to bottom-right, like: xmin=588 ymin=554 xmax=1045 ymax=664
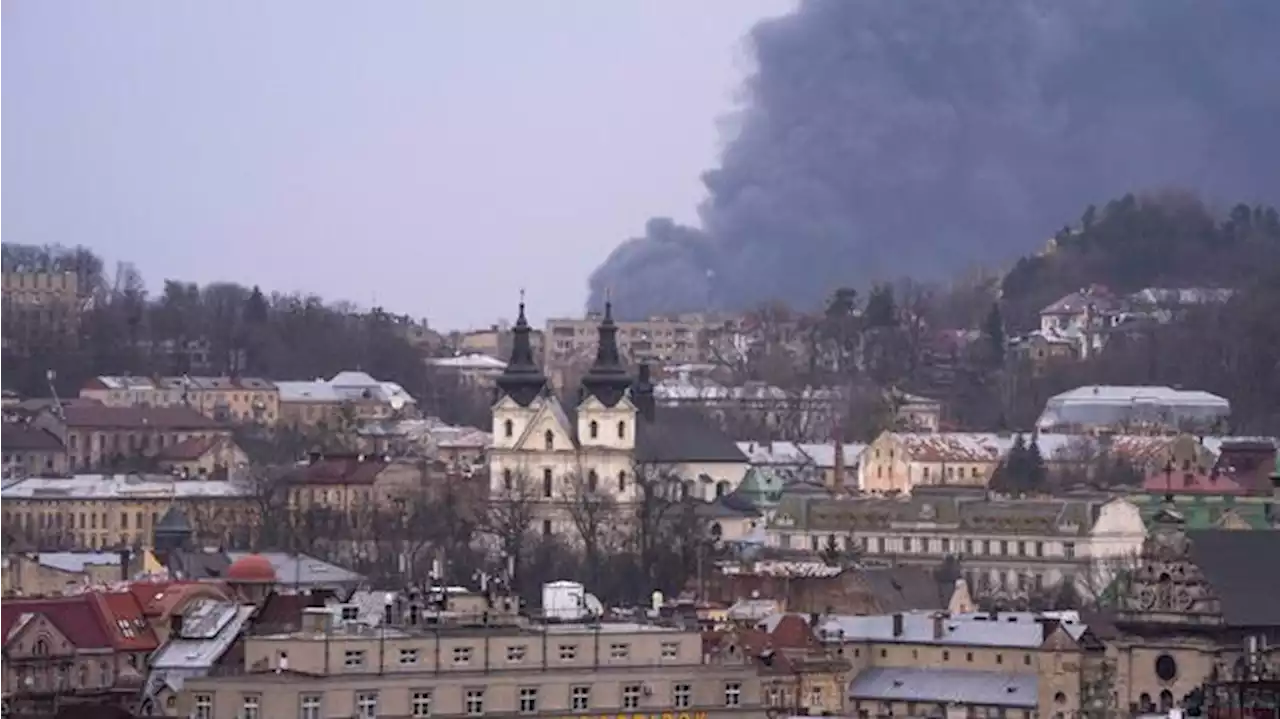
xmin=932 ymin=612 xmax=945 ymax=640
xmin=892 ymin=613 xmax=904 ymax=638
xmin=831 ymin=433 xmax=846 ymax=493
xmin=117 ymin=548 xmax=132 ymax=583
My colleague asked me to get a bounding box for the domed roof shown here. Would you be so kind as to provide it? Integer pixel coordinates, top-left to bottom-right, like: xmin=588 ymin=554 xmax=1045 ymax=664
xmin=226 ymin=554 xmax=277 ymax=583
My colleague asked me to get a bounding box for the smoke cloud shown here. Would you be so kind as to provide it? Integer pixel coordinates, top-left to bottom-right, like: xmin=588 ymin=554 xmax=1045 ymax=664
xmin=588 ymin=0 xmax=1280 ymax=318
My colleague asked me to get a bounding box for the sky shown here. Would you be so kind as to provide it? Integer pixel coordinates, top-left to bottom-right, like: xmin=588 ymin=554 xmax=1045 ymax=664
xmin=2 ymin=0 xmax=792 ymax=330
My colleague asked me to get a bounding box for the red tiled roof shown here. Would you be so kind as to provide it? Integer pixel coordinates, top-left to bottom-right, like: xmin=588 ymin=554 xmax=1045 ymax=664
xmin=0 ymin=425 xmax=65 ymax=451
xmin=769 ymin=614 xmax=821 ymax=649
xmin=284 ymin=456 xmax=388 ymax=486
xmin=60 ymin=405 xmax=224 ymax=430
xmin=1142 ymin=468 xmax=1250 ymax=495
xmin=1 ymin=595 xmax=112 ymax=650
xmin=91 ymin=591 xmax=159 ymax=652
xmin=157 ymin=435 xmax=221 ymax=461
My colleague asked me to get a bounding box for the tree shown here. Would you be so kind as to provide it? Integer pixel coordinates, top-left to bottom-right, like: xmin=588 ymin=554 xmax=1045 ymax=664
xmin=484 ymin=470 xmax=540 ymax=597
xmin=863 ymin=284 xmax=898 ymax=329
xmin=981 ymin=302 xmax=1006 ymax=368
xmin=630 ymin=460 xmax=702 ymax=599
xmin=560 ymin=470 xmax=618 ymax=592
xmin=990 ymin=434 xmax=1048 ymax=496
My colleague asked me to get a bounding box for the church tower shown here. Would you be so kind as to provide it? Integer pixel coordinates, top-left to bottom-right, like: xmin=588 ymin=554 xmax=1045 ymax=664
xmin=577 ymin=300 xmax=636 ymax=451
xmin=492 ymin=296 xmax=548 ymax=451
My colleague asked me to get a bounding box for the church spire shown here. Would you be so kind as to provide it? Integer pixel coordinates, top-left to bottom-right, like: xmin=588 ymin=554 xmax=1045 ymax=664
xmin=496 ymin=291 xmax=547 ymax=407
xmin=580 ymin=295 xmax=631 ymax=407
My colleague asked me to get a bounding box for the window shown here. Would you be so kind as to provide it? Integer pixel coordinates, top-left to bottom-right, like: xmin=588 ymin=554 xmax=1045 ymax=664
xmin=559 ymin=643 xmax=578 ymax=660
xmin=941 ymin=538 xmax=951 ymax=553
xmin=541 ymin=519 xmax=552 ymax=536
xmin=673 ymin=683 xmax=692 ymax=709
xmin=1035 ymin=541 xmax=1045 ymax=558
xmin=341 ymin=606 xmax=359 ymax=621
xmin=504 ymin=419 xmax=513 ymax=438
xmin=193 ymin=694 xmax=213 ymax=719
xmin=902 ymin=537 xmax=913 ymax=553
xmin=543 ymin=468 xmax=553 ymax=498
xmin=344 ymin=650 xmax=366 ymax=668
xmin=519 ymin=688 xmax=538 ymax=714
xmin=400 ymin=648 xmax=419 ymax=665
xmin=617 ymin=470 xmax=627 ymax=492
xmin=589 ymin=421 xmax=599 ymax=439
xmin=587 ymin=470 xmax=598 ymax=492
xmin=610 ymin=643 xmax=630 ymax=660
xmin=725 ymin=682 xmax=742 ymax=707
xmin=299 ymin=694 xmax=323 ymax=719
xmin=617 ymin=420 xmax=626 ymax=439
xmin=942 ymin=650 xmax=950 ymax=661
xmin=412 ymin=691 xmax=433 ymax=718
xmin=544 ymin=429 xmax=555 ymax=450
xmin=33 ymin=639 xmax=49 ymax=656
xmin=242 ymin=695 xmax=261 ymax=719
xmin=355 ymin=691 xmax=379 ymax=719
xmin=1064 ymin=542 xmax=1076 ymax=560
xmin=453 ymin=646 xmax=473 ymax=665
xmin=503 ymin=469 xmax=513 ymax=492
xmin=1024 ymin=654 xmax=1033 ymax=666
xmin=465 ymin=688 xmax=485 ymax=716
xmin=121 ymin=512 xmax=129 ymax=529
xmin=966 ymin=652 xmax=974 ymax=662
xmin=572 ymin=685 xmax=591 ymax=711
xmin=661 ymin=641 xmax=679 ymax=659
xmin=507 ymin=645 xmax=526 ymax=662
xmin=622 ymin=684 xmax=642 ymax=709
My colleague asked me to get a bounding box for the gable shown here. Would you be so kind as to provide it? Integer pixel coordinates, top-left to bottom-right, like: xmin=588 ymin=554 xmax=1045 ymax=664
xmin=577 ymin=394 xmax=636 ymax=415
xmin=6 ymin=612 xmax=77 ymax=658
xmin=512 ymin=397 xmax=577 ymax=452
xmin=1039 ymin=625 xmax=1081 ymax=652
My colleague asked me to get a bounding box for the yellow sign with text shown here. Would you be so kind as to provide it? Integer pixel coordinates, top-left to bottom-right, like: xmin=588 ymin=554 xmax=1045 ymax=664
xmin=556 ymin=712 xmax=709 ymax=719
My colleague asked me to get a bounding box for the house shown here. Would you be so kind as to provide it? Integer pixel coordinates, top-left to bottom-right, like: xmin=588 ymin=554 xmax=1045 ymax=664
xmin=79 ymin=375 xmax=280 ymax=426
xmin=32 ymin=404 xmax=230 ymax=473
xmin=1 ymin=551 xmax=130 ymax=597
xmin=2 ymin=423 xmax=68 ymax=477
xmin=1036 ymin=385 xmax=1230 ymax=434
xmin=706 ymin=614 xmax=849 ymax=715
xmin=860 ymin=432 xmax=1005 ymax=494
xmin=276 ymin=371 xmax=417 ymax=431
xmin=139 ymin=598 xmax=257 ymax=716
xmin=155 ymin=435 xmax=249 ymax=480
xmin=281 ymin=453 xmax=428 ymax=510
xmin=427 ymin=353 xmax=508 ymax=386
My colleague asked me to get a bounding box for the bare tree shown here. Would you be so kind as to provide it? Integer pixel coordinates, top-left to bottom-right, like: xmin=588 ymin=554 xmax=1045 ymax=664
xmin=484 ymin=469 xmax=541 ymax=596
xmin=630 ymin=460 xmax=704 ymax=598
xmin=559 ymin=470 xmax=619 ymax=591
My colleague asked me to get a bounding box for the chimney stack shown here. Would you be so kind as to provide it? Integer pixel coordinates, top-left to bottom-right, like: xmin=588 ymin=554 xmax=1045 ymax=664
xmin=892 ymin=612 xmax=904 ymax=638
xmin=830 ymin=431 xmax=845 ymax=493
xmin=117 ymin=548 xmax=132 ymax=583
xmin=932 ymin=612 xmax=945 ymax=640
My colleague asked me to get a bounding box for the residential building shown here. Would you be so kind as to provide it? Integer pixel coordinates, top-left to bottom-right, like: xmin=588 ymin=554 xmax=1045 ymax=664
xmin=1 ymin=474 xmax=254 ymax=550
xmin=544 ymin=311 xmax=724 ymax=371
xmin=766 ymin=490 xmax=1147 ymax=600
xmin=79 ymin=375 xmax=281 ymax=426
xmin=490 ymin=299 xmax=747 ymax=537
xmin=703 ymin=561 xmax=949 ymax=617
xmin=1 ymin=270 xmax=84 ymax=356
xmin=707 ymin=614 xmax=850 ymax=716
xmin=1036 ymin=385 xmax=1230 ymax=434
xmin=31 ymin=404 xmax=230 ymax=473
xmin=811 ymin=609 xmax=1106 ymax=719
xmin=276 ymin=371 xmax=417 ymax=431
xmin=454 ymin=324 xmax=545 ymax=362
xmin=1 ymin=551 xmax=131 ymax=597
xmin=428 ymin=353 xmax=509 ymax=386
xmin=859 ymin=433 xmax=1006 ymax=494
xmin=282 ymin=453 xmax=431 ymax=510
xmin=139 ymin=598 xmax=257 ymax=715
xmin=2 ymin=423 xmax=69 ymax=477
xmin=154 ymin=435 xmax=250 ymax=479
xmin=176 ymin=602 xmax=766 ymax=719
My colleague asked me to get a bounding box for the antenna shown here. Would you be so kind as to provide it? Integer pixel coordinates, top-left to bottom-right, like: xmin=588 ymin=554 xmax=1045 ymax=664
xmin=45 ymin=369 xmax=64 ymax=420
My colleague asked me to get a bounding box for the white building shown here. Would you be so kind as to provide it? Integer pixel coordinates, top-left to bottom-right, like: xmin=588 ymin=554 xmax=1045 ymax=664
xmin=1037 ymin=385 xmax=1230 ymax=433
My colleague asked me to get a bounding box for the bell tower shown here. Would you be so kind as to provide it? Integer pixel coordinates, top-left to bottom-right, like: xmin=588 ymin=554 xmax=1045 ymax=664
xmin=492 ymin=293 xmax=547 ymax=450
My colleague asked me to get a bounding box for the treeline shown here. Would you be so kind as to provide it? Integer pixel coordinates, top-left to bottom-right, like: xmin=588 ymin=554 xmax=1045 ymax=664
xmin=0 ymin=245 xmax=490 ymax=428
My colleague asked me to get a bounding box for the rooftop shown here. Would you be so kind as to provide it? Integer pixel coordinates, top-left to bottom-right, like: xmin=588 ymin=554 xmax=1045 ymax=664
xmin=849 ymin=667 xmax=1038 ymax=708
xmin=1 ymin=474 xmax=252 ymax=500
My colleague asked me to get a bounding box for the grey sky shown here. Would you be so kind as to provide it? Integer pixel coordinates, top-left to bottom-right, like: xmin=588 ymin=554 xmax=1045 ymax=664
xmin=3 ymin=0 xmax=792 ymax=330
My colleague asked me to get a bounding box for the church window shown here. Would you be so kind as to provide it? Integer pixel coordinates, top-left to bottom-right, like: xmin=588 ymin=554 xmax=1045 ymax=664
xmin=589 ymin=421 xmax=599 ymax=439
xmin=543 ymin=469 xmax=553 ymax=498
xmin=617 ymin=471 xmax=627 ymax=493
xmin=616 ymin=421 xmax=626 ymax=439
xmin=587 ymin=470 xmax=598 ymax=492
xmin=503 ymin=469 xmax=513 ymax=492
xmin=715 ymin=481 xmax=730 ymax=498
xmin=544 ymin=430 xmax=555 ymax=450
xmin=504 ymin=419 xmax=513 ymax=438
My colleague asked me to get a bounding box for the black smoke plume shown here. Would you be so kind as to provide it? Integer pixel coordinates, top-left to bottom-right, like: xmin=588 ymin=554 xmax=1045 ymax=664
xmin=587 ymin=0 xmax=1280 ymax=318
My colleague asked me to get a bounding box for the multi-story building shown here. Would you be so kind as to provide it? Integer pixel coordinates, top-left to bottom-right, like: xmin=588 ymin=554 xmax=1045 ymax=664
xmin=277 ymin=371 xmax=417 ymax=432
xmin=1 ymin=270 xmax=84 ymax=356
xmin=454 ymin=324 xmax=545 ymax=362
xmin=490 ymin=300 xmax=747 ymax=538
xmin=766 ymin=489 xmax=1147 ymax=600
xmin=176 ymin=593 xmax=766 ymax=719
xmin=80 ymin=375 xmax=280 ymax=426
xmin=1037 ymin=385 xmax=1231 ymax=434
xmin=0 ymin=474 xmax=254 ymax=550
xmin=32 ymin=404 xmax=231 ymax=473
xmin=2 ymin=424 xmax=69 ymax=477
xmin=544 ymin=312 xmax=725 ymax=372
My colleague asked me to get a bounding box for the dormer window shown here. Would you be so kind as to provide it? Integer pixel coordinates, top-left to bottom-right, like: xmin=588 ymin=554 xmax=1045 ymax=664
xmin=589 ymin=421 xmax=599 ymax=439
xmin=544 ymin=430 xmax=555 ymax=450
xmin=504 ymin=419 xmax=514 ymax=438
xmin=617 ymin=421 xmax=626 ymax=439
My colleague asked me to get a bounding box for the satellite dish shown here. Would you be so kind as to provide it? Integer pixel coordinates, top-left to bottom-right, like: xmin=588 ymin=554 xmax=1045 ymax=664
xmin=389 ymin=395 xmax=406 ymax=411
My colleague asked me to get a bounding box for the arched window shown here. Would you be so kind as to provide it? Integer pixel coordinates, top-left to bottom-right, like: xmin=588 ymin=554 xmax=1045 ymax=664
xmin=587 ymin=470 xmax=599 ymax=492
xmin=33 ymin=638 xmax=49 ymax=656
xmin=715 ymin=481 xmax=731 ymax=498
xmin=503 ymin=469 xmax=514 ymax=492
xmin=544 ymin=430 xmax=555 ymax=450
xmin=617 ymin=471 xmax=627 ymax=493
xmin=503 ymin=419 xmax=514 ymax=438
xmin=589 ymin=421 xmax=599 ymax=439
xmin=542 ymin=468 xmax=554 ymax=498
xmin=616 ymin=420 xmax=626 ymax=439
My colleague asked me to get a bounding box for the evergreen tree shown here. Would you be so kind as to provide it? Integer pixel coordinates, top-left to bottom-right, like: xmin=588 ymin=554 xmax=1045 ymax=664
xmin=991 ymin=434 xmax=1029 ymax=495
xmin=1025 ymin=434 xmax=1048 ymax=494
xmin=982 ymin=302 xmax=1006 ymax=367
xmin=864 ymin=283 xmax=898 ymax=328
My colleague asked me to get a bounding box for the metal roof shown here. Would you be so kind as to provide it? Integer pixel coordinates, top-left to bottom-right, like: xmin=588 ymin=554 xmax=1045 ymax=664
xmin=225 ymin=552 xmax=363 ymax=587
xmin=35 ymin=552 xmax=122 ymax=573
xmin=815 ymin=611 xmax=1049 ymax=649
xmin=848 ymin=667 xmax=1038 ymax=708
xmin=2 ymin=475 xmax=252 ymax=500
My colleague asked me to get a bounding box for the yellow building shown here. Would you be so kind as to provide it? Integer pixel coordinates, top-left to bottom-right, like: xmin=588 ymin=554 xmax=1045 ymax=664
xmin=2 ymin=425 xmax=69 ymax=477
xmin=33 ymin=404 xmax=231 ymax=473
xmin=1 ymin=474 xmax=254 ymax=550
xmin=860 ymin=432 xmax=1001 ymax=495
xmin=79 ymin=375 xmax=280 ymax=426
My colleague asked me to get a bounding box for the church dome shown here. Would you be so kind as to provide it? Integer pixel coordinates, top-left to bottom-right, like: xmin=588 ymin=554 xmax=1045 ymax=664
xmin=226 ymin=554 xmax=277 ymax=583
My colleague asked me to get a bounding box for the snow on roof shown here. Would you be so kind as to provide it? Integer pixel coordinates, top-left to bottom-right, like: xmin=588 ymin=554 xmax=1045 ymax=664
xmin=2 ymin=475 xmax=252 ymax=501
xmin=428 ymin=354 xmax=507 ymax=370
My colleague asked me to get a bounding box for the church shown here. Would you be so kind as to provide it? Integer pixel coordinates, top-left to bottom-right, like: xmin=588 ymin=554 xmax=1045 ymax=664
xmin=488 ymin=298 xmax=748 ymax=531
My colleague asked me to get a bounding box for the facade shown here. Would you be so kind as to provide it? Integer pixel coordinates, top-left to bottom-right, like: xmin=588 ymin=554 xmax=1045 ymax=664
xmin=1 ymin=270 xmax=83 ymax=356
xmin=177 ymin=600 xmax=765 ymax=719
xmin=429 ymin=353 xmax=509 ymax=387
xmin=544 ymin=312 xmax=725 ymax=372
xmin=1 ymin=551 xmax=132 ymax=597
xmin=80 ymin=375 xmax=281 ymax=426
xmin=2 ymin=424 xmax=69 ymax=477
xmin=1036 ymin=385 xmax=1230 ymax=434
xmin=859 ymin=433 xmax=1005 ymax=495
xmin=1 ymin=474 xmax=254 ymax=550
xmin=32 ymin=404 xmax=231 ymax=473
xmin=490 ymin=300 xmax=747 ymax=537
xmin=277 ymin=371 xmax=417 ymax=431
xmin=767 ymin=490 xmax=1147 ymax=600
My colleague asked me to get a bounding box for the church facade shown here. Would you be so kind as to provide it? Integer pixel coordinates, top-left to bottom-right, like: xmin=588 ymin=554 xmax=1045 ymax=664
xmin=488 ymin=299 xmax=749 ymax=534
